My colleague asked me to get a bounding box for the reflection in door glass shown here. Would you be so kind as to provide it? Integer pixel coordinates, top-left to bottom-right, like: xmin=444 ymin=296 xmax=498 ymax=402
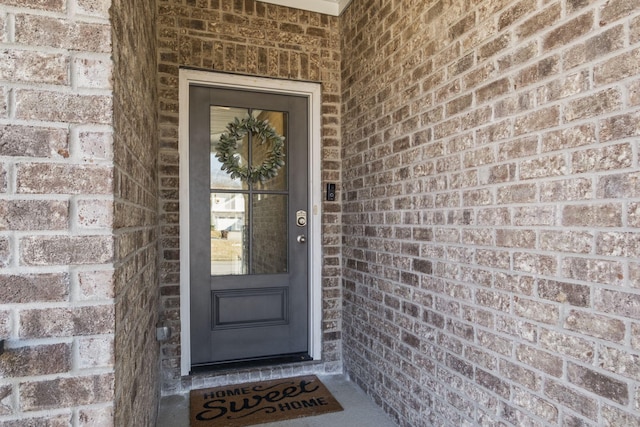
xmin=251 ymin=110 xmax=288 ymax=191
xmin=210 ymin=193 xmax=248 ymax=276
xmin=209 ymin=105 xmax=289 ymax=276
xmin=210 ymin=106 xmax=248 ymax=191
xmin=252 ymin=194 xmax=288 ymax=274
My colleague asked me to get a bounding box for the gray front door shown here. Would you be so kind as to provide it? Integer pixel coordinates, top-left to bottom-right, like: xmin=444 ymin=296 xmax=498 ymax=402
xmin=189 ymin=85 xmax=309 ymax=368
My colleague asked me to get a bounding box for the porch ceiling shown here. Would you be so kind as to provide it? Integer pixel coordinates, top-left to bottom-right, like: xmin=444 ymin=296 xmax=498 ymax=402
xmin=258 ymin=0 xmax=352 ymax=16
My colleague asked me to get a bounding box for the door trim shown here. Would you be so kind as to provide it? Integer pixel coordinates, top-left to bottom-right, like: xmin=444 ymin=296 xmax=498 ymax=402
xmin=178 ymin=70 xmax=323 ymax=376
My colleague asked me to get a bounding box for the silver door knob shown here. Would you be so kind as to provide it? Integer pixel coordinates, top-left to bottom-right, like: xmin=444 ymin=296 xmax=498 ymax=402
xmin=297 ymin=235 xmax=306 ymax=244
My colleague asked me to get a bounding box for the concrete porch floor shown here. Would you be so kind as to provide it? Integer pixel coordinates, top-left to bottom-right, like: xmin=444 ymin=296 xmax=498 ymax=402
xmin=156 ymin=375 xmax=397 ymax=427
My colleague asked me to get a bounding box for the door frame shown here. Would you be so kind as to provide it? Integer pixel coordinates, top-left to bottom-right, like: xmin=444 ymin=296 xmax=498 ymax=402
xmin=178 ymin=69 xmax=323 ymax=376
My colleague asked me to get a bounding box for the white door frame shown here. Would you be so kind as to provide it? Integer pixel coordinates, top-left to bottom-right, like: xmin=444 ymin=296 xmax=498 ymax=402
xmin=178 ymin=69 xmax=323 ymax=375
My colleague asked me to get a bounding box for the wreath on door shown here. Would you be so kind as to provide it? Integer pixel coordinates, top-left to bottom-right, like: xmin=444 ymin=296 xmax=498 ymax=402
xmin=214 ymin=116 xmax=286 ymax=183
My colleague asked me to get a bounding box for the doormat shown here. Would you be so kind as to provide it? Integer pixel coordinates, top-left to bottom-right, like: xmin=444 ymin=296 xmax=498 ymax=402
xmin=189 ymin=375 xmax=343 ymax=426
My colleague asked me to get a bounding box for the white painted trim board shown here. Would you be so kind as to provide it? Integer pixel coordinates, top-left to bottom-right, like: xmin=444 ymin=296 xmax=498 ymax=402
xmin=258 ymin=0 xmax=352 ymax=16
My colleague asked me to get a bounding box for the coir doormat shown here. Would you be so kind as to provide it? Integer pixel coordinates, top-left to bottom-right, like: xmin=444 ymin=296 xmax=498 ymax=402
xmin=190 ymin=375 xmax=344 ymax=426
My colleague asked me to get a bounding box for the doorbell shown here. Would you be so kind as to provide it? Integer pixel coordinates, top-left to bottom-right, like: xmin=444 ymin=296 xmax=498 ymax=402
xmin=326 ymin=183 xmax=336 ymax=201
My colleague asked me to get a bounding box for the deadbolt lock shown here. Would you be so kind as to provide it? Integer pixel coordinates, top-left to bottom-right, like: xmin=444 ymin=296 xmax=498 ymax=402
xmin=296 ymin=210 xmax=307 ymax=227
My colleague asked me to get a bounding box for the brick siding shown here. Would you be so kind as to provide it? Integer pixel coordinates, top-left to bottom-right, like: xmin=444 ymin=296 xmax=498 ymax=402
xmin=4 ymin=0 xmax=640 ymax=425
xmin=0 ymin=0 xmax=159 ymax=425
xmin=0 ymin=0 xmax=116 ymax=425
xmin=111 ymin=0 xmax=160 ymax=425
xmin=342 ymin=0 xmax=640 ymax=425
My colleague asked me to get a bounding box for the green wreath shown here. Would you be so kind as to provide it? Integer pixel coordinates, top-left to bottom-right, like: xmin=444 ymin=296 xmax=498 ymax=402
xmin=214 ymin=115 xmax=286 ymax=183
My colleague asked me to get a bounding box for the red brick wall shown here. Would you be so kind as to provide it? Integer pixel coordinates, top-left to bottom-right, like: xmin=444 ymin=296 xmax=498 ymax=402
xmin=342 ymin=0 xmax=640 ymax=425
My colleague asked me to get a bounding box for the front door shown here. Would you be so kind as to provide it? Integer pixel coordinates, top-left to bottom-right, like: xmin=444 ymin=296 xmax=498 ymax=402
xmin=189 ymin=85 xmax=309 ymax=368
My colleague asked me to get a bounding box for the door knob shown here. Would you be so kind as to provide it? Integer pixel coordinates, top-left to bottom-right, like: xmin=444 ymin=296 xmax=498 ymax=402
xmin=297 ymin=235 xmax=306 ymax=244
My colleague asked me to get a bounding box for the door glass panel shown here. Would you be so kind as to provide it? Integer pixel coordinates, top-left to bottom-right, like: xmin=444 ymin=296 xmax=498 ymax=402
xmin=209 ymin=106 xmax=289 ymax=277
xmin=210 ymin=193 xmax=248 ymax=275
xmin=252 ymin=110 xmax=288 ymax=192
xmin=252 ymin=194 xmax=288 ymax=274
xmin=210 ymin=106 xmax=248 ymax=191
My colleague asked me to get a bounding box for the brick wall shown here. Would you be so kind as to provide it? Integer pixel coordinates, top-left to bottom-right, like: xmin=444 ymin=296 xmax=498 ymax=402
xmin=0 ymin=0 xmax=160 ymax=425
xmin=111 ymin=0 xmax=160 ymax=426
xmin=157 ymin=0 xmax=342 ymax=393
xmin=0 ymin=0 xmax=116 ymax=425
xmin=342 ymin=0 xmax=640 ymax=426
